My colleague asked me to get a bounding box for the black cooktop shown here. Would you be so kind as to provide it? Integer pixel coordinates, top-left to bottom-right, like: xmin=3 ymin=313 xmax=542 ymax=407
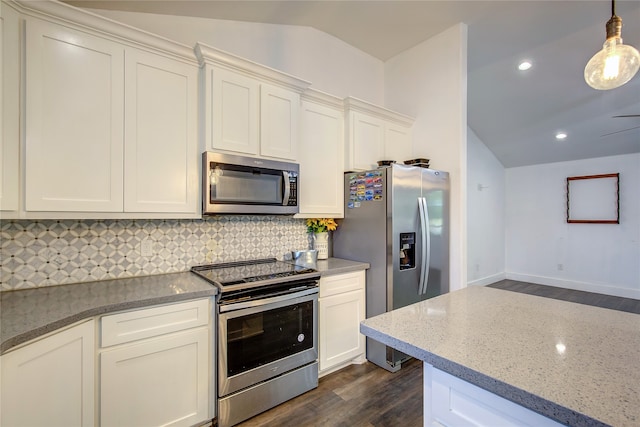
xmin=191 ymin=258 xmax=320 ymax=293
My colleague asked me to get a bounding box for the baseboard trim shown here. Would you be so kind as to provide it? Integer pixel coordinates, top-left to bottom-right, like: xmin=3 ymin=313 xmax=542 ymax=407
xmin=504 ymin=273 xmax=640 ymax=300
xmin=467 ymin=272 xmax=506 ymax=287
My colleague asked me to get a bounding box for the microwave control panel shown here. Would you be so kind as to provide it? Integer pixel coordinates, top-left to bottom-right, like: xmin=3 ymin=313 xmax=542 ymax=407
xmin=287 ymin=172 xmax=298 ymax=206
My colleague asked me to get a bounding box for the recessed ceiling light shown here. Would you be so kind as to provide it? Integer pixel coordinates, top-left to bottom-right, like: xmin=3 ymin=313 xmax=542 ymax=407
xmin=555 ymin=132 xmax=568 ymax=140
xmin=518 ymin=60 xmax=533 ymax=71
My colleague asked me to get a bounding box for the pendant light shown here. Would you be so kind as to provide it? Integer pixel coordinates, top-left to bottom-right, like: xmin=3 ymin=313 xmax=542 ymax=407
xmin=584 ymin=0 xmax=640 ymax=90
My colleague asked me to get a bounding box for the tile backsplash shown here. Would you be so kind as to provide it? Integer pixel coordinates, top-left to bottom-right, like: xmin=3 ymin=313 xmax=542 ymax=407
xmin=0 ymin=216 xmax=310 ymax=291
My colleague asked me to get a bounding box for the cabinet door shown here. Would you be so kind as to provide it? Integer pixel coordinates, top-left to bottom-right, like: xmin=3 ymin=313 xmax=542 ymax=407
xmin=384 ymin=122 xmax=413 ymax=164
xmin=24 ymin=18 xmax=124 ymax=212
xmin=319 ymin=289 xmax=365 ymax=372
xmin=426 ymin=364 xmax=564 ymax=427
xmin=349 ymin=111 xmax=384 ymax=171
xmin=124 ymin=49 xmax=198 ymax=213
xmin=298 ymin=100 xmax=344 ymax=217
xmin=209 ymin=67 xmax=259 ymax=155
xmin=260 ymin=83 xmax=300 ymax=160
xmin=1 ymin=320 xmax=95 ymax=427
xmin=1 ymin=5 xmax=20 ymax=212
xmin=100 ymin=327 xmax=210 ymax=427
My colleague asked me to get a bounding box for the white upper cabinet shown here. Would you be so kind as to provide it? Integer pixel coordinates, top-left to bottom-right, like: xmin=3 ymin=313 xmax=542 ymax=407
xmin=25 ymin=17 xmax=125 ymax=212
xmin=260 ymin=83 xmax=300 ymax=160
xmin=196 ymin=43 xmax=310 ymax=162
xmin=344 ymin=97 xmax=414 ymax=171
xmin=1 ymin=4 xmax=20 ymax=214
xmin=124 ymin=48 xmax=198 ymax=213
xmin=209 ymin=66 xmax=260 ymax=155
xmin=297 ymin=89 xmax=345 ymax=218
xmin=348 ymin=111 xmax=385 ymax=171
xmin=384 ymin=122 xmax=413 ymax=165
xmin=15 ymin=0 xmax=200 ymax=218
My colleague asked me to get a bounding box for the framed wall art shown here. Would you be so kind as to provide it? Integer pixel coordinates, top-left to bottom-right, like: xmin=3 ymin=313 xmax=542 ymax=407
xmin=566 ymin=173 xmax=619 ymax=224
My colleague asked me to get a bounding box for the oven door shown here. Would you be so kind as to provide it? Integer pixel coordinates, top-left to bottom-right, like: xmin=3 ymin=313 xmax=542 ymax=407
xmin=218 ymin=288 xmax=318 ymax=397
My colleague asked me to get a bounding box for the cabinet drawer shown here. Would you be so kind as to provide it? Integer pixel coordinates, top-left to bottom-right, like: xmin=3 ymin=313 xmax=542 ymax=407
xmin=319 ymin=271 xmax=365 ymax=298
xmin=101 ymin=299 xmax=210 ymax=347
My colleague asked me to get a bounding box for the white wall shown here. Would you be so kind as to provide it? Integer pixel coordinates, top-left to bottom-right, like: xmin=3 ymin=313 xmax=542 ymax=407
xmin=84 ymin=9 xmax=385 ymax=105
xmin=467 ymin=127 xmax=506 ymax=286
xmin=384 ymin=24 xmax=468 ymax=291
xmin=505 ymin=153 xmax=640 ymax=299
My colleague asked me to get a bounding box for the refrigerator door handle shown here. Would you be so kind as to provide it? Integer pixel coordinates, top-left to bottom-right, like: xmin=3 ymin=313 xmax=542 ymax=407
xmin=418 ymin=197 xmax=428 ymax=295
xmin=419 ymin=197 xmax=431 ymax=295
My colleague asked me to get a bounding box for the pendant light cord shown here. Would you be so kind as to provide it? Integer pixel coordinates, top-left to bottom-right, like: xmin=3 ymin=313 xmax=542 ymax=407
xmin=611 ymin=0 xmax=615 ymax=17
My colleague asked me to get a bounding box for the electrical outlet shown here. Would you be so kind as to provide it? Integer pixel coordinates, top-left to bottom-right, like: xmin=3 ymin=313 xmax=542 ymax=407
xmin=140 ymin=239 xmax=154 ymax=257
xmin=557 ymin=263 xmax=564 ymax=271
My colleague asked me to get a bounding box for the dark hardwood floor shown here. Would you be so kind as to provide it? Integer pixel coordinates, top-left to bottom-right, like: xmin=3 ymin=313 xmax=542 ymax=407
xmin=235 ymin=281 xmax=639 ymax=426
xmin=237 ymin=358 xmax=423 ymax=427
xmin=488 ymin=279 xmax=640 ymax=314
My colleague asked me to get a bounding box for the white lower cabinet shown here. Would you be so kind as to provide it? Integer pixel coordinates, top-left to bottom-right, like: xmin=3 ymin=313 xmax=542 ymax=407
xmin=0 ymin=320 xmax=95 ymax=427
xmin=424 ymin=363 xmax=564 ymax=427
xmin=318 ymin=270 xmax=366 ymax=375
xmin=100 ymin=328 xmax=210 ymax=427
xmin=99 ymin=299 xmax=212 ymax=427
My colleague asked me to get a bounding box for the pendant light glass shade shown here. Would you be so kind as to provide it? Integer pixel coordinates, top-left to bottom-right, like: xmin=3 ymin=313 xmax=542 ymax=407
xmin=584 ymin=3 xmax=640 ymax=90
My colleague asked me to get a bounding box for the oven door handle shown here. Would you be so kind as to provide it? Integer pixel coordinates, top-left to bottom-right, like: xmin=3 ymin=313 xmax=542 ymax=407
xmin=219 ymin=286 xmax=318 ymax=313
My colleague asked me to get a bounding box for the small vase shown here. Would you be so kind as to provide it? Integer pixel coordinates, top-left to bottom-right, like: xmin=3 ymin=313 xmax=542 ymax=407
xmin=313 ymin=232 xmax=330 ymax=260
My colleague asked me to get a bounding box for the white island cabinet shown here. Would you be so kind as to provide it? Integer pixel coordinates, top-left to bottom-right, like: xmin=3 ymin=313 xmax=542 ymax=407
xmin=99 ymin=299 xmax=212 ymax=427
xmin=196 ymin=43 xmax=310 ymax=162
xmin=11 ymin=0 xmax=199 ymax=218
xmin=425 ymin=364 xmax=563 ymax=427
xmin=0 ymin=320 xmax=95 ymax=427
xmin=318 ymin=270 xmax=366 ymax=375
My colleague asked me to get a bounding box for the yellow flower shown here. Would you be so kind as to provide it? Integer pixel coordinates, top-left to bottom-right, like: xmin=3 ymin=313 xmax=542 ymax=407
xmin=306 ymin=218 xmax=338 ymax=233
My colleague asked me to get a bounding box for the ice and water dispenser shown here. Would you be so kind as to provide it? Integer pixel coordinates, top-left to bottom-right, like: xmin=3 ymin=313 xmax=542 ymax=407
xmin=399 ymin=232 xmax=415 ymax=270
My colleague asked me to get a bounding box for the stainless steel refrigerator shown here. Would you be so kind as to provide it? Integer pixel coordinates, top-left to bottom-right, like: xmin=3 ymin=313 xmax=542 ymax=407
xmin=333 ymin=164 xmax=450 ymax=372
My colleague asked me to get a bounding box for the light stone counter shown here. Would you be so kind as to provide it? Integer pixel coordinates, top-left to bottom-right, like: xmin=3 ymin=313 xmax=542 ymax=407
xmin=360 ymin=286 xmax=640 ymax=427
xmin=314 ymin=257 xmax=369 ymax=276
xmin=1 ymin=272 xmax=217 ymax=354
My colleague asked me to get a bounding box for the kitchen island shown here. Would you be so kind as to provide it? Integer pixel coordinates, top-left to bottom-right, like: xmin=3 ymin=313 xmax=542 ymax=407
xmin=360 ymin=286 xmax=639 ymax=427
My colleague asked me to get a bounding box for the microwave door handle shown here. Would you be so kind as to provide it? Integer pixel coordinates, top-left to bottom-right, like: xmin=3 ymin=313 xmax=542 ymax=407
xmin=282 ymin=171 xmax=291 ymax=206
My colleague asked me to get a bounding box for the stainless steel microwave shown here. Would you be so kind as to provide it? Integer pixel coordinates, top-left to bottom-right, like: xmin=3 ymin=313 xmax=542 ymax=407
xmin=202 ymin=152 xmax=299 ymax=215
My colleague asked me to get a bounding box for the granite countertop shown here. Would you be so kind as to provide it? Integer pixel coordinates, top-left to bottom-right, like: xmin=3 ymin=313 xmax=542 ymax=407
xmin=1 ymin=257 xmax=368 ymax=355
xmin=1 ymin=272 xmax=217 ymax=354
xmin=314 ymin=257 xmax=369 ymax=276
xmin=360 ymin=286 xmax=640 ymax=427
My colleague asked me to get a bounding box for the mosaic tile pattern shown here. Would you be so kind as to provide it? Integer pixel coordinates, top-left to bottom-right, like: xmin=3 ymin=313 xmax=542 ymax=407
xmin=0 ymin=217 xmax=311 ymax=291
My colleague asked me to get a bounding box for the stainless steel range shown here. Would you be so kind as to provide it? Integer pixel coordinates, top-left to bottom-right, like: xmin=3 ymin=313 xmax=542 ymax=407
xmin=191 ymin=258 xmax=320 ymax=427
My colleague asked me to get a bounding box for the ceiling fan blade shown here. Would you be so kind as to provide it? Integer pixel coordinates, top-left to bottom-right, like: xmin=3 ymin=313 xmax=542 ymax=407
xmin=612 ymin=114 xmax=640 ymax=118
xmin=600 ymin=125 xmax=640 ymax=137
